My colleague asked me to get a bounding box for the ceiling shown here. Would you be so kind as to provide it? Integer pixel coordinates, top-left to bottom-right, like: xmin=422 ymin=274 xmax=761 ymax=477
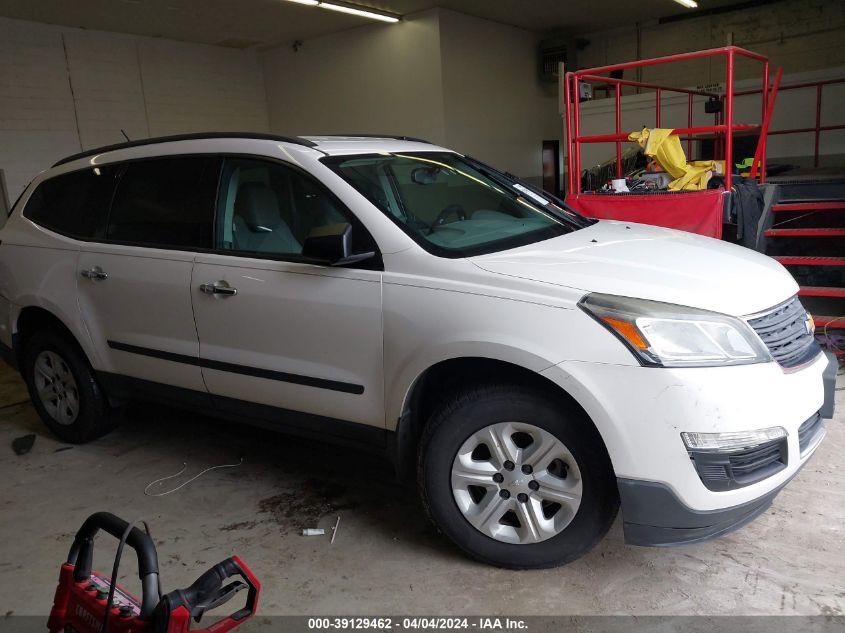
xmin=0 ymin=0 xmax=758 ymax=50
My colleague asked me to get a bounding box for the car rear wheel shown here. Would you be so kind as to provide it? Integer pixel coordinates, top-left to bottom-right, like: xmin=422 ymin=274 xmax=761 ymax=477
xmin=419 ymin=384 xmax=618 ymax=569
xmin=23 ymin=330 xmax=117 ymax=443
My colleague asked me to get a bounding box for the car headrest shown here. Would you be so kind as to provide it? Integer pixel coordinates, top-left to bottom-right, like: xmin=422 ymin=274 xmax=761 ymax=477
xmin=234 ymin=182 xmax=281 ymax=232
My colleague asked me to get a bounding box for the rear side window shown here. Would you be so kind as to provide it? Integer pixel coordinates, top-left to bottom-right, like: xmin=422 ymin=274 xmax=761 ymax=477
xmin=23 ymin=167 xmax=117 ymax=240
xmin=106 ymin=157 xmax=219 ymax=249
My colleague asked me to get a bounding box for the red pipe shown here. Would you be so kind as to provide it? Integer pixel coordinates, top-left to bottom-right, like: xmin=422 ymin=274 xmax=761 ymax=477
xmin=573 ymin=76 xmax=582 ymax=194
xmin=576 ymin=124 xmax=759 ymax=144
xmin=750 ymin=66 xmax=782 ymax=179
xmin=761 ymin=61 xmax=769 ymax=181
xmin=724 ymin=49 xmax=734 ymax=190
xmin=574 ymin=45 xmax=766 ymax=77
xmin=563 ymin=71 xmax=573 ymax=194
xmin=576 ymin=74 xmax=719 ymax=98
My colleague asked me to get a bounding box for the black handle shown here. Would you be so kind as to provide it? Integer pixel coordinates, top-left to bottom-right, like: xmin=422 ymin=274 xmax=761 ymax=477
xmin=181 ymin=559 xmax=238 ymax=616
xmin=153 ymin=557 xmax=258 ymax=631
xmin=66 ymin=512 xmax=161 ymax=618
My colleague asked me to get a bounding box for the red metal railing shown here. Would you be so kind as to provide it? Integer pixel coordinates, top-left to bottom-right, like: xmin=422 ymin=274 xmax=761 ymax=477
xmin=736 ymin=77 xmax=845 ymax=168
xmin=564 ymin=46 xmax=771 ymax=195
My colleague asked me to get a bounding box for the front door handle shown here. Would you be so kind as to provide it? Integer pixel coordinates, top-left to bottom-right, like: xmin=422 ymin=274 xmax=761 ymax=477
xmin=80 ymin=267 xmax=108 ymax=281
xmin=199 ymin=281 xmax=237 ymax=297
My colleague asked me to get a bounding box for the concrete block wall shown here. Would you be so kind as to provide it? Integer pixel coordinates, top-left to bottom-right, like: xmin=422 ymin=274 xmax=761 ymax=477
xmin=439 ymin=9 xmax=561 ymax=186
xmin=263 ymin=8 xmax=560 ymax=184
xmin=0 ymin=19 xmax=81 ymax=205
xmin=0 ymin=17 xmax=269 ymax=201
xmin=263 ymin=10 xmax=447 ymax=146
xmin=578 ymin=0 xmax=845 ymax=87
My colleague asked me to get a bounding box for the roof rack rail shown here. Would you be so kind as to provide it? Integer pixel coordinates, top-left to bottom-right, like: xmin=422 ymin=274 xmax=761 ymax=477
xmin=52 ymin=132 xmax=318 ymax=167
xmin=322 ymin=134 xmax=433 ymax=144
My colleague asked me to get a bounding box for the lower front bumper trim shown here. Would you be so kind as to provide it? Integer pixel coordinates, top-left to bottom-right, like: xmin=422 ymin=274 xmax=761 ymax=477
xmin=617 ymin=477 xmax=789 ymax=547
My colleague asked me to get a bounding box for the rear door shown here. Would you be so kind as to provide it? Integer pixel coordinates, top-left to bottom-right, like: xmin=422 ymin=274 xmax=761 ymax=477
xmin=191 ymin=157 xmax=385 ymax=432
xmin=77 ymin=156 xmax=220 ymax=393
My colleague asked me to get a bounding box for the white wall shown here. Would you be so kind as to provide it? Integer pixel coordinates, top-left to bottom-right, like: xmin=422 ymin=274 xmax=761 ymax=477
xmin=262 ymin=8 xmax=560 ymax=182
xmin=0 ymin=17 xmax=269 ymax=200
xmin=263 ymin=10 xmax=446 ymax=144
xmin=438 ymin=10 xmax=560 ymax=183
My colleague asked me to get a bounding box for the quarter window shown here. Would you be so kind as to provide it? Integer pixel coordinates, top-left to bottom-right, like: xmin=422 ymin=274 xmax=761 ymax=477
xmin=23 ymin=167 xmax=117 ymax=240
xmin=106 ymin=157 xmax=218 ymax=249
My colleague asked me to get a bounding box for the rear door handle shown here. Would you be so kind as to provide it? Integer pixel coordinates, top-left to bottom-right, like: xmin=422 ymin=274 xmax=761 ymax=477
xmin=80 ymin=267 xmax=108 ymax=281
xmin=199 ymin=281 xmax=237 ymax=297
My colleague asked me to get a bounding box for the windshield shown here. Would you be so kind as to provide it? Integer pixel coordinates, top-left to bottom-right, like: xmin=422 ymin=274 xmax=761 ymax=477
xmin=323 ymin=152 xmax=590 ymax=257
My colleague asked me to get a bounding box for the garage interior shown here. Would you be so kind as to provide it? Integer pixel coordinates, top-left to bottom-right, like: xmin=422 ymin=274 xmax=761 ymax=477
xmin=1 ymin=0 xmax=844 ymax=623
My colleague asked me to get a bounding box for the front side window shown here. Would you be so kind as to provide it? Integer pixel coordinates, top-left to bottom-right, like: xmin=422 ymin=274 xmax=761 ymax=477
xmin=24 ymin=166 xmax=117 ymax=240
xmin=106 ymin=157 xmax=218 ymax=249
xmin=215 ymin=158 xmax=356 ymax=257
xmin=324 ymin=152 xmax=588 ymax=257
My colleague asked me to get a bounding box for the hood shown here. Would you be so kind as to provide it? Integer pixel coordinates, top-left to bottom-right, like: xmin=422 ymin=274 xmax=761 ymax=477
xmin=471 ymin=221 xmax=798 ymax=317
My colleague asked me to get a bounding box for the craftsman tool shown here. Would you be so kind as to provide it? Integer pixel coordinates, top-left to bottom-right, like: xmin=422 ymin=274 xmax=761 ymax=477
xmin=47 ymin=512 xmax=260 ymax=633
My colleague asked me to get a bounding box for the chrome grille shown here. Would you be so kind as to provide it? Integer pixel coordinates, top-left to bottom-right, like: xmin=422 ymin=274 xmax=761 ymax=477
xmin=746 ymin=296 xmax=819 ymax=368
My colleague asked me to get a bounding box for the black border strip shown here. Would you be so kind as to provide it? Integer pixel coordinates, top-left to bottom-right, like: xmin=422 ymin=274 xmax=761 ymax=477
xmin=107 ymin=341 xmax=364 ymax=395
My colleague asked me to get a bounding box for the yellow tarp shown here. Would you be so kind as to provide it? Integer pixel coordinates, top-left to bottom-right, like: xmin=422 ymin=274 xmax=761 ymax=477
xmin=628 ymin=127 xmax=716 ymax=191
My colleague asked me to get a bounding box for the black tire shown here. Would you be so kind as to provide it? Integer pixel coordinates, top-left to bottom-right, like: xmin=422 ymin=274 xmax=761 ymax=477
xmin=22 ymin=329 xmax=117 ymax=443
xmin=418 ymin=384 xmax=619 ymax=569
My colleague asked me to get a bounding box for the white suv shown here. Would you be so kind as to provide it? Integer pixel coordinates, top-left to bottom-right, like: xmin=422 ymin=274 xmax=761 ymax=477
xmin=0 ymin=133 xmax=836 ymax=568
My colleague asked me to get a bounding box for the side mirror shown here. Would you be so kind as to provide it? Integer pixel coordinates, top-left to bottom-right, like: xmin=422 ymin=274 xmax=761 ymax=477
xmin=302 ymin=223 xmax=375 ymax=267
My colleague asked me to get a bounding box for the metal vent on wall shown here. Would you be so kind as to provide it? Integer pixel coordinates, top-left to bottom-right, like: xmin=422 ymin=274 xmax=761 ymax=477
xmin=539 ymin=45 xmax=567 ymax=83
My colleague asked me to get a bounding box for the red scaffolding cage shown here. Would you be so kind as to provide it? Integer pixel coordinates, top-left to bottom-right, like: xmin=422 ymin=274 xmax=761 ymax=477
xmin=563 ymin=45 xmax=773 ymax=196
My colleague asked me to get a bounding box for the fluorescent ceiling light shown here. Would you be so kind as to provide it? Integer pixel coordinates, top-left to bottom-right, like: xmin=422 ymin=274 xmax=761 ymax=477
xmin=318 ymin=2 xmax=400 ymax=22
xmin=280 ymin=0 xmax=401 ymax=23
xmin=672 ymin=0 xmax=698 ymax=7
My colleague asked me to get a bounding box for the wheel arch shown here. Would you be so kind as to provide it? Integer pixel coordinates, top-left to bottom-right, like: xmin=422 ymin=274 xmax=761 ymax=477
xmin=390 ymin=356 xmax=613 ymax=482
xmin=14 ymin=305 xmax=95 ymax=370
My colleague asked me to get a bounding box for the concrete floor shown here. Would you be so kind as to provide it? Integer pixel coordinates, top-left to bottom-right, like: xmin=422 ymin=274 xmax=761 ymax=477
xmin=0 ymin=362 xmax=843 ymax=619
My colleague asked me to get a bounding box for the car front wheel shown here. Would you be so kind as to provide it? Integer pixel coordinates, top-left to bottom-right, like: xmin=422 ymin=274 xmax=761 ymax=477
xmin=419 ymin=384 xmax=618 ymax=569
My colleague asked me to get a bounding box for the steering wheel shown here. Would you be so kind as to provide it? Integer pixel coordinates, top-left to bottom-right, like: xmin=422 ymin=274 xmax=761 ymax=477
xmin=432 ymin=204 xmax=467 ymax=228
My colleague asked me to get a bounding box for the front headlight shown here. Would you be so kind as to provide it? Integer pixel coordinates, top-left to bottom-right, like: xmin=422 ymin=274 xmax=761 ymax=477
xmin=579 ymin=293 xmax=771 ymax=368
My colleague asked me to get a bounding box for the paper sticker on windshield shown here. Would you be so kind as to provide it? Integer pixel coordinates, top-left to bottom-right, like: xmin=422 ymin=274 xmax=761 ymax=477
xmin=513 ymin=183 xmax=550 ymax=206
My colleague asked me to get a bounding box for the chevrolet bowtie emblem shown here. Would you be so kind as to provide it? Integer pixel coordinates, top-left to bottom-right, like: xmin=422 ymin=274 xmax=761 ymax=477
xmin=805 ymin=312 xmax=815 ymax=335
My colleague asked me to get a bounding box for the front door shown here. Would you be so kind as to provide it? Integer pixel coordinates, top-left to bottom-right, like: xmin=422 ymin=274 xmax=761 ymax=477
xmin=77 ymin=156 xmax=220 ymax=393
xmin=190 ymin=157 xmax=385 ymax=432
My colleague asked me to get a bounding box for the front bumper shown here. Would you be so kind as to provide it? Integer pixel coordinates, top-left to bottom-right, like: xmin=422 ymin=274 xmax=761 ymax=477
xmin=618 ymin=352 xmax=834 ymax=546
xmin=542 ymin=348 xmax=836 ymax=544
